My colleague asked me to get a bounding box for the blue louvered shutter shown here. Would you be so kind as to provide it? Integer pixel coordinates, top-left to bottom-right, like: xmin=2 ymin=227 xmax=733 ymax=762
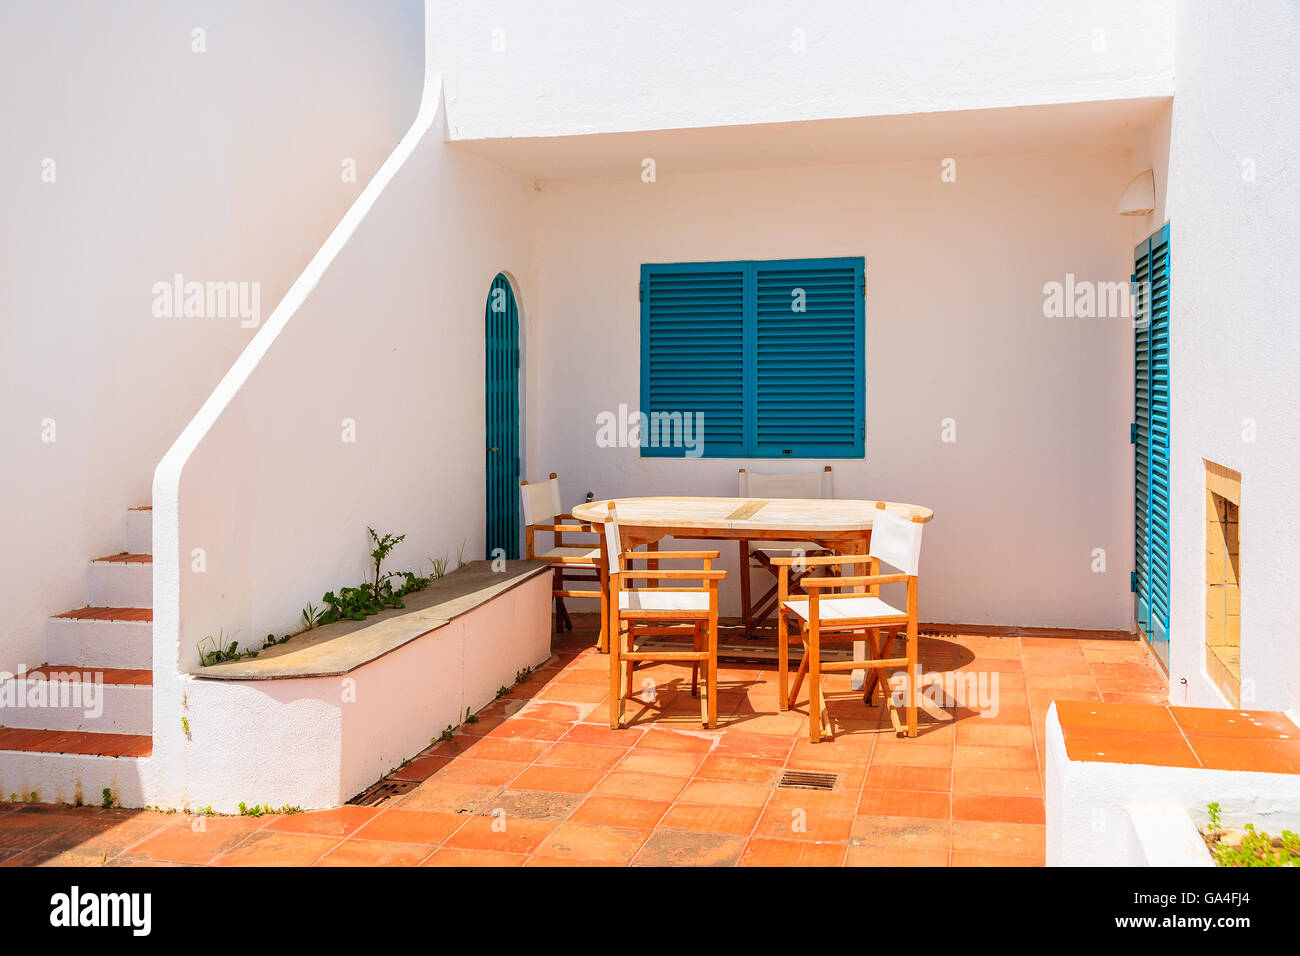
xmin=640 ymin=262 xmax=747 ymax=456
xmin=1133 ymin=224 xmax=1171 ymax=667
xmin=753 ymin=258 xmax=864 ymax=458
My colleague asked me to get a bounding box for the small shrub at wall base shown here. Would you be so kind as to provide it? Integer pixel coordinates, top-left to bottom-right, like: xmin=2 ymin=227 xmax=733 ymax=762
xmin=1204 ymin=803 xmax=1300 ymax=867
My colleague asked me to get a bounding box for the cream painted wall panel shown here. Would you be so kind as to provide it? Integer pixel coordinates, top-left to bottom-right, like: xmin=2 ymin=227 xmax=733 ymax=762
xmin=432 ymin=0 xmax=1174 ymax=139
xmin=530 ymin=151 xmax=1137 ymax=628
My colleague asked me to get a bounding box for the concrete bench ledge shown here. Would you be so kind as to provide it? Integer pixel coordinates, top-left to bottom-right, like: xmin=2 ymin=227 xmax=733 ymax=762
xmin=192 ymin=560 xmax=550 ymax=680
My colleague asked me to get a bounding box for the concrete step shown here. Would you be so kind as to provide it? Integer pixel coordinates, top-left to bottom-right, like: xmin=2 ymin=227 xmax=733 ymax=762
xmin=87 ymin=554 xmax=151 ymax=608
xmin=0 ymin=731 xmax=151 ymax=807
xmin=46 ymin=609 xmax=152 ymax=670
xmin=124 ymin=506 xmax=152 ymax=555
xmin=0 ymin=668 xmax=152 ymax=735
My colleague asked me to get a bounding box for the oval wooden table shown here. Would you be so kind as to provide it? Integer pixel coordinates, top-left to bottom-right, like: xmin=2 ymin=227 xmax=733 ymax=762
xmin=571 ymin=496 xmax=935 ymax=685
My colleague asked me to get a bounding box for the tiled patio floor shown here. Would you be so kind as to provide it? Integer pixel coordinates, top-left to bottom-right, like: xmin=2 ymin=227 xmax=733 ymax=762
xmin=0 ymin=620 xmax=1168 ymax=866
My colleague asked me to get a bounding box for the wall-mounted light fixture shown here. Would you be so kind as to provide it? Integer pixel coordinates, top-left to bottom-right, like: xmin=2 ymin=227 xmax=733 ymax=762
xmin=1118 ymin=169 xmax=1156 ymax=216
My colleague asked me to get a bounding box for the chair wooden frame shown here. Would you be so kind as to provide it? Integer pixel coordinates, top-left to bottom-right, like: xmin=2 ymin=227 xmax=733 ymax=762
xmin=603 ymin=504 xmax=725 ymax=730
xmin=521 ymin=473 xmax=604 ymax=633
xmin=775 ymin=504 xmax=925 ymax=742
xmin=737 ymin=466 xmax=834 ymax=634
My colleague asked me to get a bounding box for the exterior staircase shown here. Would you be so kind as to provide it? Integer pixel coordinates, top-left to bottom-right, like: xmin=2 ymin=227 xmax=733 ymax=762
xmin=0 ymin=506 xmax=153 ymax=804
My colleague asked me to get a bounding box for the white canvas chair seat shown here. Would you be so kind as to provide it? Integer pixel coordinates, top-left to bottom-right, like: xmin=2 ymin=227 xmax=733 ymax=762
xmin=619 ymin=590 xmax=711 ymax=613
xmin=538 ymin=545 xmax=601 ymax=565
xmin=782 ymin=595 xmax=906 ymax=623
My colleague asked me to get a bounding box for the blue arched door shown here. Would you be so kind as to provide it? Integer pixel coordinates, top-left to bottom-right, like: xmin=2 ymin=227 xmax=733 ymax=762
xmin=485 ymin=274 xmax=521 ymax=559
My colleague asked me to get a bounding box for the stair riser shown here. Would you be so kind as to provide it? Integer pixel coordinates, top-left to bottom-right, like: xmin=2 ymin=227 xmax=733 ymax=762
xmin=0 ymin=752 xmax=147 ymax=809
xmin=45 ymin=619 xmax=152 ymax=670
xmin=0 ymin=680 xmax=151 ymax=735
xmin=124 ymin=510 xmax=152 ymax=555
xmin=87 ymin=562 xmax=152 ymax=609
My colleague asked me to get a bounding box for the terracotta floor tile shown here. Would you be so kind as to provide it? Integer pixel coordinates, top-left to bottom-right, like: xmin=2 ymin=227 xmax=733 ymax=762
xmin=851 ymin=815 xmax=951 ymax=851
xmin=742 ymin=838 xmax=847 ymax=867
xmin=659 ymin=803 xmax=762 ymax=836
xmin=634 ymin=729 xmax=716 ymax=753
xmin=951 ymin=820 xmax=1045 ymax=858
xmin=953 ymin=722 xmax=1035 ymax=748
xmin=858 ymin=788 xmax=951 ymax=820
xmin=534 ymin=822 xmax=650 ymax=863
xmin=1060 ymin=728 xmax=1199 ymax=768
xmin=862 ymin=765 xmax=951 ymax=792
xmin=1171 ymin=707 xmax=1299 ymax=740
xmin=560 ymin=723 xmax=644 ymax=747
xmin=421 ymin=846 xmax=529 ymax=866
xmin=509 ymin=765 xmax=605 ymax=794
xmin=429 ymin=757 xmax=528 ymax=787
xmin=315 ymin=840 xmax=432 ymax=866
xmin=537 ymin=742 xmax=626 ymax=770
xmin=483 ymin=717 xmax=574 ymax=742
xmin=953 ymin=745 xmax=1038 ymax=771
xmin=126 ymin=817 xmax=267 ymax=865
xmin=592 ymin=771 xmax=688 ymax=802
xmin=443 ymin=816 xmax=557 ymax=854
xmin=951 ymin=793 xmax=1045 ymax=824
xmin=570 ymin=796 xmax=671 ymax=829
xmin=695 ymin=754 xmax=784 ymax=785
xmin=617 ymin=749 xmax=707 ymax=778
xmin=212 ymin=830 xmax=338 ymax=866
xmin=458 ymin=737 xmax=552 ymax=764
xmin=952 ymin=768 xmax=1043 ymax=797
xmin=754 ymin=805 xmax=854 ymax=843
xmin=1186 ymin=735 xmax=1300 ymax=774
xmin=765 ymin=784 xmax=861 ymax=816
xmin=845 ymin=845 xmax=949 ymax=867
xmin=950 ymin=850 xmax=1043 ymax=866
xmin=390 ymin=755 xmax=451 ymax=782
xmin=677 ymin=779 xmax=773 ymax=809
xmin=265 ymin=805 xmax=379 ymax=838
xmin=634 ymin=829 xmax=746 ymax=866
xmin=351 ymin=809 xmax=463 ymax=845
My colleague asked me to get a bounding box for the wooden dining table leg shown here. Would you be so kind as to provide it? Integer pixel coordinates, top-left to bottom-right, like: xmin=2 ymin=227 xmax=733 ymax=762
xmin=595 ymin=533 xmax=611 ymax=654
xmin=849 ymin=533 xmax=870 ymax=691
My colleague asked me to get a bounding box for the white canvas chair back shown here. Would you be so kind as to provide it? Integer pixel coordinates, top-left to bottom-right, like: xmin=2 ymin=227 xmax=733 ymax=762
xmin=602 ymin=503 xmax=624 ymax=568
xmin=868 ymin=505 xmax=924 ymax=576
xmin=738 ymin=467 xmax=833 ymax=499
xmin=520 ymin=476 xmax=563 ymax=526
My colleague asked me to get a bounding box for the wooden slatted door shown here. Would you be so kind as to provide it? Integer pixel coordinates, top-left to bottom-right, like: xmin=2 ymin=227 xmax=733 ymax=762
xmin=1133 ymin=224 xmax=1171 ymax=667
xmin=485 ymin=273 xmax=521 ymax=560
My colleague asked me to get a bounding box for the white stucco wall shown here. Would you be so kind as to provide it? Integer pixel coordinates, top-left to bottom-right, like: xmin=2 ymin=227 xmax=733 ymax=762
xmin=1149 ymin=0 xmax=1300 ymax=713
xmin=432 ymin=0 xmax=1174 ymax=140
xmin=528 ymin=147 xmax=1140 ymax=629
xmin=0 ymin=0 xmax=423 ymax=671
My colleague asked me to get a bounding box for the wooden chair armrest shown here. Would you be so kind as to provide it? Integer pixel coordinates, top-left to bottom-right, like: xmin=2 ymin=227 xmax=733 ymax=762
xmin=622 ymin=549 xmax=721 ymax=562
xmin=529 ymin=522 xmax=595 ymax=534
xmin=621 ymin=569 xmax=728 ymax=581
xmin=803 ymin=573 xmax=910 ymax=589
xmin=766 ymin=553 xmax=877 ymax=568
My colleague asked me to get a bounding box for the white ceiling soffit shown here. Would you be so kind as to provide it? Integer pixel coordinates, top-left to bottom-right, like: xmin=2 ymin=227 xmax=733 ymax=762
xmin=450 ymin=96 xmax=1170 ymax=183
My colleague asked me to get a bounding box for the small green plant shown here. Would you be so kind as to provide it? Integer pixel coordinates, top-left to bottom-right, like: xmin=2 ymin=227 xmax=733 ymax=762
xmin=263 ymin=632 xmax=292 ymax=650
xmin=301 ymin=602 xmax=321 ymax=630
xmin=181 ymin=716 xmax=190 ymax=735
xmin=1203 ymin=803 xmax=1300 ymax=867
xmin=29 ymin=791 xmax=38 ymax=803
xmin=368 ymin=527 xmax=407 ymax=602
xmin=101 ymin=788 xmax=114 ymax=809
xmin=464 ymin=708 xmax=479 ymax=725
xmin=456 ymin=540 xmax=469 ymax=569
xmin=238 ymin=801 xmax=302 ymax=817
xmin=439 ymin=725 xmax=455 ymax=742
xmin=429 ymin=556 xmax=449 ymax=580
xmin=197 ymin=628 xmax=258 ymax=666
xmin=496 ymin=685 xmax=512 ymax=699
xmin=514 ymin=666 xmax=533 ymax=684
xmin=196 ymin=806 xmax=217 ymax=817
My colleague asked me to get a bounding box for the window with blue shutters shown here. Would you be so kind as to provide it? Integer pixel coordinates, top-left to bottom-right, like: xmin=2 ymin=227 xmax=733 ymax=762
xmin=1132 ymin=224 xmax=1171 ymax=668
xmin=640 ymin=256 xmax=865 ymax=459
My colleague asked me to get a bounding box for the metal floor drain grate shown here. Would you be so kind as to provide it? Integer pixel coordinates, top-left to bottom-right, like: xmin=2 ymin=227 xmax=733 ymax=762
xmin=348 ymin=778 xmax=419 ymax=806
xmin=778 ymin=770 xmax=838 ymax=791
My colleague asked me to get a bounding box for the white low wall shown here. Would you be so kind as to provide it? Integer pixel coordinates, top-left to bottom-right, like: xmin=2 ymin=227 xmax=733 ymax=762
xmin=177 ymin=573 xmax=550 ymax=811
xmin=1045 ymin=704 xmax=1300 ymax=866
